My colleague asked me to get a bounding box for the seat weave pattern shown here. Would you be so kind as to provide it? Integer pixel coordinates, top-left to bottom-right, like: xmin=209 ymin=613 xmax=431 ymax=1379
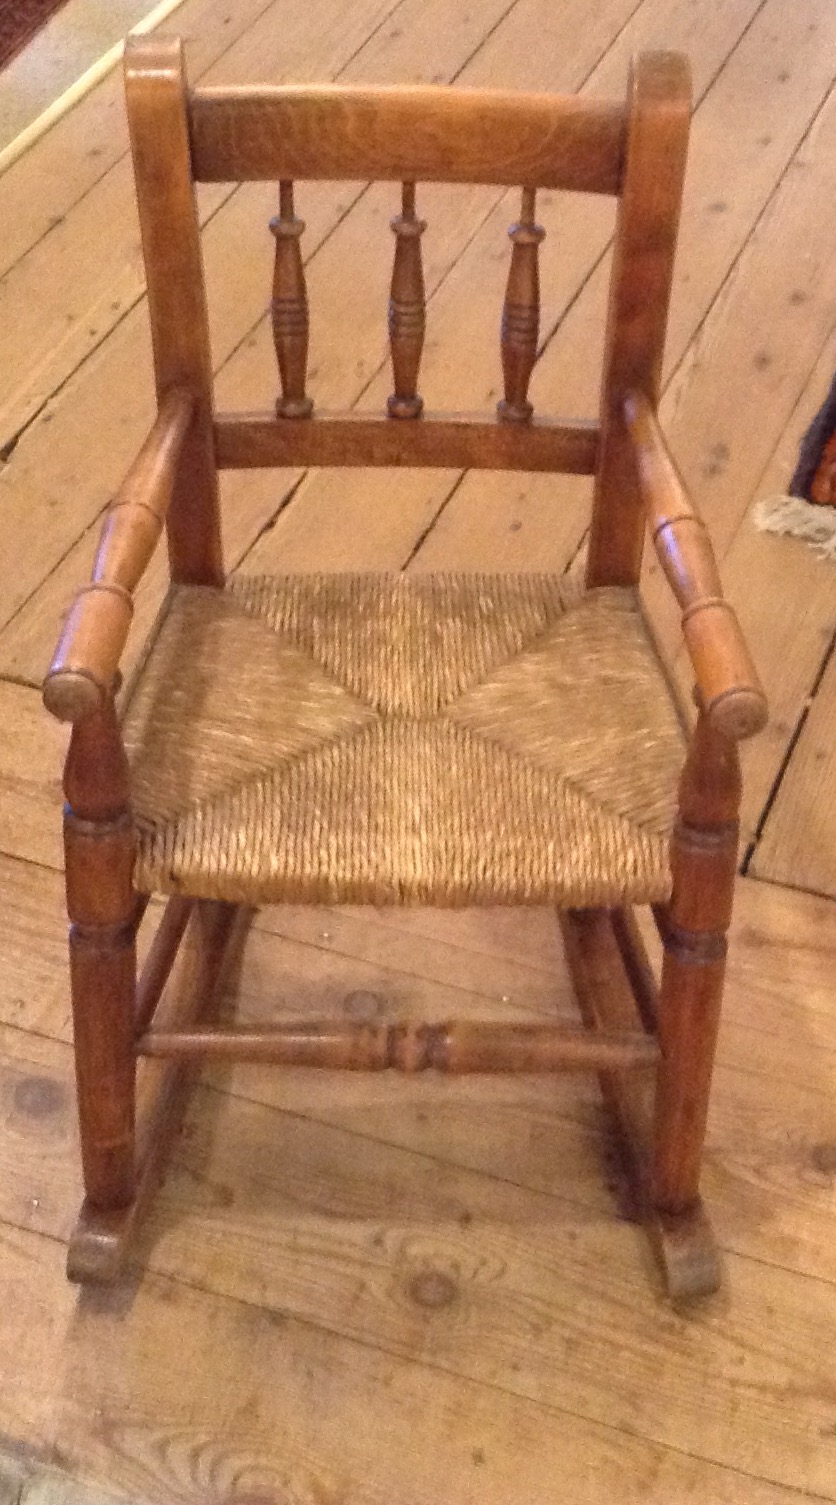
xmin=123 ymin=574 xmax=684 ymax=907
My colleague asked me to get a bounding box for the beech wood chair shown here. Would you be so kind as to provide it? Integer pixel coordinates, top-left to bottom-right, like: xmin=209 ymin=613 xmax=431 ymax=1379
xmin=43 ymin=36 xmax=767 ymax=1299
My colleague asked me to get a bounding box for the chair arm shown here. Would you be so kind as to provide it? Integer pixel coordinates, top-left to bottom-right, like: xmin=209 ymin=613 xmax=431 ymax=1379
xmin=624 ymin=391 xmax=767 ymax=741
xmin=43 ymin=388 xmax=194 ymax=723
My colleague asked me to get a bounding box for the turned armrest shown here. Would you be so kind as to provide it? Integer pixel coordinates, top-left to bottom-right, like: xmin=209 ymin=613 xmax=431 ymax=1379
xmin=624 ymin=391 xmax=767 ymax=741
xmin=43 ymin=388 xmax=194 ymax=723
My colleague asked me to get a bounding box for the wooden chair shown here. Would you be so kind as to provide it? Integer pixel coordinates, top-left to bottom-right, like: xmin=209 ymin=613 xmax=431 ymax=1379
xmin=43 ymin=37 xmax=767 ymax=1299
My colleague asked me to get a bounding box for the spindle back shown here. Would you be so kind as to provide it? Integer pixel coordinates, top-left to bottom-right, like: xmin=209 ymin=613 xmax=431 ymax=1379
xmin=124 ymin=37 xmax=690 ymax=589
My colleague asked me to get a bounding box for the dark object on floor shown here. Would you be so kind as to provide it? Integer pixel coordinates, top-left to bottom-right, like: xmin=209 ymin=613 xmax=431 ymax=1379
xmin=753 ymin=368 xmax=836 ymax=550
xmin=0 ymin=0 xmax=71 ymax=70
xmin=42 ymin=38 xmax=768 ymax=1303
xmin=790 ymin=366 xmax=836 ymax=504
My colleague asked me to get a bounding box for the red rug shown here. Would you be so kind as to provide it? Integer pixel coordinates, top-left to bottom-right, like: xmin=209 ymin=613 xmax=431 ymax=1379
xmin=0 ymin=0 xmax=72 ymax=70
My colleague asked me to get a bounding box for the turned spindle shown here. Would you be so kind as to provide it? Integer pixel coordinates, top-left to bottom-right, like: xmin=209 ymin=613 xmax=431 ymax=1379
xmin=387 ymin=182 xmax=427 ymax=419
xmin=497 ymin=186 xmax=545 ymax=423
xmin=624 ymin=392 xmax=768 ymax=740
xmin=43 ymin=390 xmax=194 ymax=724
xmin=270 ymin=181 xmax=313 ymax=418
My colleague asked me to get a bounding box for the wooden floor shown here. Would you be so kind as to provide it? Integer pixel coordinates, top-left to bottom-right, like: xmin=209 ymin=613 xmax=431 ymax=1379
xmin=0 ymin=0 xmax=154 ymax=149
xmin=1 ymin=0 xmax=836 ymax=1500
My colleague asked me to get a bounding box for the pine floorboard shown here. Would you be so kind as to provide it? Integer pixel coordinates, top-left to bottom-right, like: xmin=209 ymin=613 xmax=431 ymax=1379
xmin=0 ymin=0 xmax=835 ymax=1500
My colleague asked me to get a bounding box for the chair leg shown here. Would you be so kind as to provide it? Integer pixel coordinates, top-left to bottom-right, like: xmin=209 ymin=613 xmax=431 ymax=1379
xmin=68 ymin=908 xmax=137 ymax=1211
xmin=63 ymin=702 xmax=138 ymax=1217
xmin=650 ymin=711 xmax=741 ymax=1291
xmin=67 ymin=898 xmax=247 ymax=1284
xmin=652 ymin=924 xmax=727 ymax=1216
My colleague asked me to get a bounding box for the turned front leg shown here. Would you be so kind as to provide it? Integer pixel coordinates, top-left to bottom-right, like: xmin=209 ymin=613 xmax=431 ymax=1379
xmin=652 ymin=711 xmax=740 ymax=1213
xmin=64 ymin=699 xmax=137 ymax=1209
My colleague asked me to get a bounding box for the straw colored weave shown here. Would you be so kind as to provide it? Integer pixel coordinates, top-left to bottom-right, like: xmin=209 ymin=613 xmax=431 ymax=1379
xmin=123 ymin=573 xmax=685 ymax=906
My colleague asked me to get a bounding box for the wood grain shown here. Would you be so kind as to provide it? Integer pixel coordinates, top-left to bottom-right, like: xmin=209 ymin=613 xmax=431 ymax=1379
xmin=214 ymin=410 xmax=599 ymax=471
xmin=124 ymin=35 xmax=223 ymax=586
xmin=586 ymin=51 xmax=691 ymax=588
xmin=625 ymin=390 xmax=767 ymax=739
xmin=0 ymin=0 xmax=398 ymax=449
xmin=753 ymin=646 xmax=836 ymax=897
xmin=137 ymin=1019 xmax=659 ymax=1073
xmin=0 ymin=1223 xmax=809 ymax=1505
xmin=43 ymin=389 xmax=193 ymax=721
xmin=0 ymin=0 xmax=780 ymax=682
xmin=1 ymin=861 xmax=836 ymax=1496
xmin=2 ymin=0 xmax=836 ymax=1492
xmin=422 ymin=0 xmax=825 ymax=575
xmin=189 ymin=84 xmax=626 ymax=192
xmin=727 ymin=325 xmax=836 ymax=847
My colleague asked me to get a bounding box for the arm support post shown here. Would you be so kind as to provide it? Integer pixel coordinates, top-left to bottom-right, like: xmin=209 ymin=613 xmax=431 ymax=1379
xmin=43 ymin=388 xmax=194 ymax=723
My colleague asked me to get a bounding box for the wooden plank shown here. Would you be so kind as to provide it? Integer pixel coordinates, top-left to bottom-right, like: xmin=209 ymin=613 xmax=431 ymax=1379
xmin=1 ymin=887 xmax=836 ymax=1281
xmin=246 ymin=882 xmax=836 ymax=1096
xmin=234 ymin=0 xmax=764 ymax=579
xmin=415 ymin=0 xmax=836 ymax=573
xmin=639 ymin=88 xmax=836 ymax=686
xmin=1 ymin=0 xmax=767 ymax=666
xmin=0 ymin=0 xmax=279 ymax=276
xmin=0 ymin=0 xmax=152 ymax=151
xmin=0 ymin=0 xmax=532 ymax=676
xmin=0 ymin=683 xmax=66 ymax=870
xmin=3 ymin=0 xmax=825 ymax=671
xmin=752 ymin=644 xmax=836 ymax=894
xmin=0 ymin=1226 xmax=811 ymax=1505
xmin=228 ymin=0 xmax=771 ymax=574
xmin=726 ymin=326 xmax=836 ymax=847
xmin=3 ymin=915 xmax=836 ymax=1494
xmin=128 ymin=1071 xmax=836 ymax=1496
xmin=4 ymin=840 xmax=835 ymax=1094
xmin=3 ymin=1012 xmax=836 ymax=1494
xmin=0 ymin=0 xmax=545 ymax=452
xmin=0 ymin=0 xmax=399 ymax=448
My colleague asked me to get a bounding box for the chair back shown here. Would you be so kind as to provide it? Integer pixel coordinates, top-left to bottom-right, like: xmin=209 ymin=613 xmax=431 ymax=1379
xmin=124 ymin=37 xmax=690 ymax=587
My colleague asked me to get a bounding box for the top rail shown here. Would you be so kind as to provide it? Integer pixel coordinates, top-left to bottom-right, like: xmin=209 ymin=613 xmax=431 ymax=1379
xmin=188 ymin=85 xmax=626 ymax=193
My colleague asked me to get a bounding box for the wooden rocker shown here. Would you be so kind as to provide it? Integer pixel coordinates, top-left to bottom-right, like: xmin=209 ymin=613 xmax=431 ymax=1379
xmin=43 ymin=38 xmax=767 ymax=1299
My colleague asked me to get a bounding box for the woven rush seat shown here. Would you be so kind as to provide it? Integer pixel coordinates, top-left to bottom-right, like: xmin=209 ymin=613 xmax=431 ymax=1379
xmin=123 ymin=572 xmax=684 ymax=907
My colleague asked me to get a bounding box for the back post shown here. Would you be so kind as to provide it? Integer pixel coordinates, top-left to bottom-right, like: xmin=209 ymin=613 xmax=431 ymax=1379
xmin=124 ymin=36 xmax=223 ymax=586
xmin=586 ymin=53 xmax=691 ymax=587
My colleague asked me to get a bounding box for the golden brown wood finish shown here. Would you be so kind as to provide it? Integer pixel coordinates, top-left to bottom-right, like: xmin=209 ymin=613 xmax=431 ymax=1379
xmin=270 ymin=181 xmax=314 ymax=419
xmin=133 ymin=895 xmax=195 ymax=1037
xmin=188 ymin=85 xmax=626 ymax=193
xmin=136 ymin=1019 xmax=659 ymax=1073
xmin=213 ymin=411 xmax=599 ymax=471
xmin=387 ymin=182 xmax=426 ymax=419
xmin=43 ymin=389 xmax=193 ymax=723
xmin=610 ymin=906 xmax=659 ymax=1034
xmin=652 ymin=713 xmax=740 ymax=1216
xmin=625 ymin=391 xmax=767 ymax=739
xmin=69 ymin=899 xmax=243 ymax=1282
xmin=124 ymin=36 xmax=223 ymax=586
xmin=63 ymin=698 xmax=136 ymax=1215
xmin=586 ymin=52 xmax=691 ymax=587
xmin=497 ymin=186 xmax=545 ymax=423
xmin=41 ymin=41 xmax=756 ymax=1302
xmin=560 ymin=907 xmax=721 ymax=1300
